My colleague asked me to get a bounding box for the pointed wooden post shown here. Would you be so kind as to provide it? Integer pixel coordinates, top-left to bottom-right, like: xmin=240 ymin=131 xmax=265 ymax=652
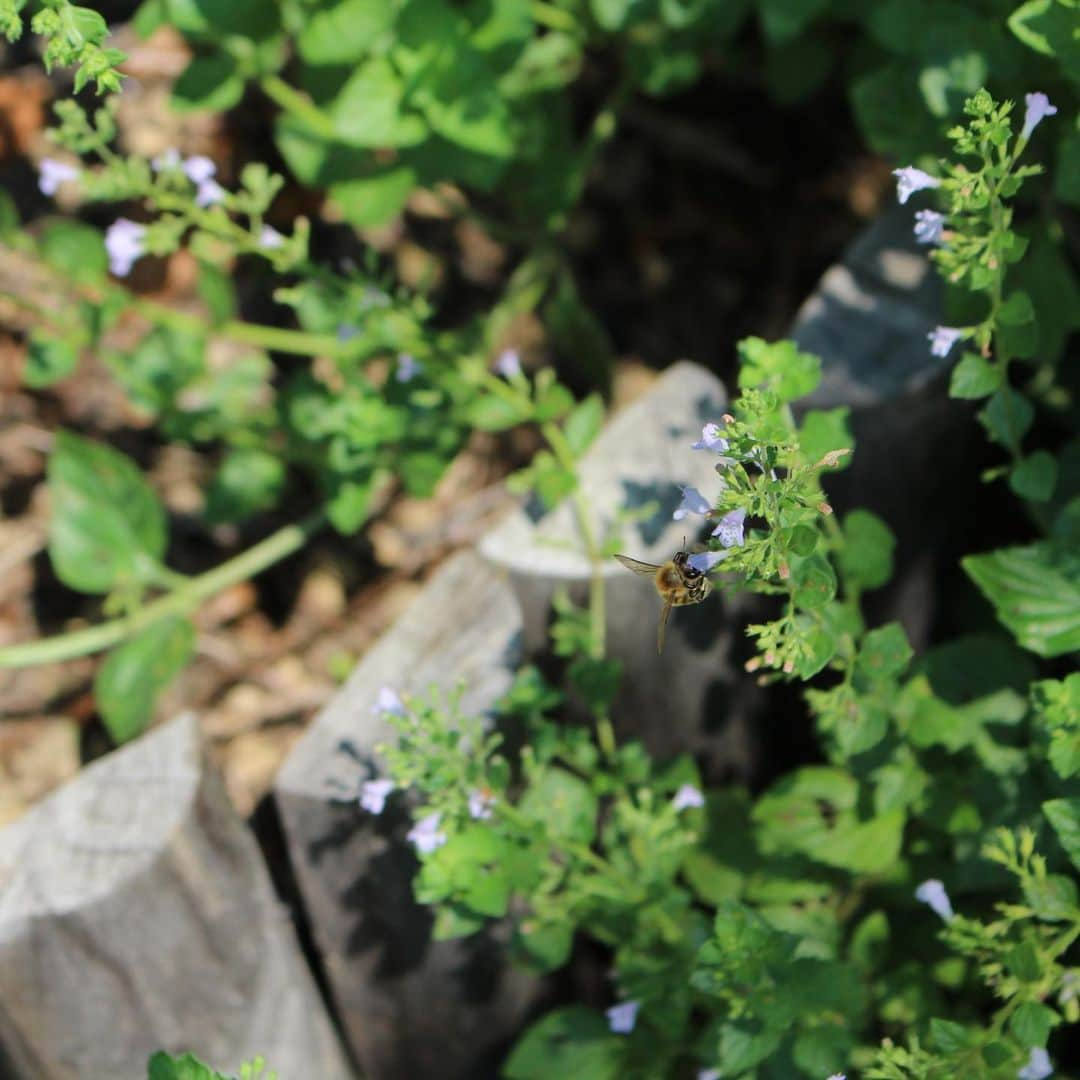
xmin=0 ymin=713 xmax=352 ymax=1080
xmin=274 ymin=551 xmax=541 ymax=1079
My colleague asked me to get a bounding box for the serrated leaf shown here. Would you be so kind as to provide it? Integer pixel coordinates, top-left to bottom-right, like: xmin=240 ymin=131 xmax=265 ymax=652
xmin=204 ymin=448 xmax=284 ymax=524
xmin=329 ymin=165 xmax=417 ymax=228
xmin=999 ymin=290 xmax=1035 ymax=325
xmin=857 ymin=623 xmax=912 ymax=681
xmin=39 ymin=221 xmax=107 ymax=285
xmin=95 ymin=617 xmax=195 ymax=743
xmin=518 ymin=768 xmax=597 ymax=846
xmin=1043 ymin=798 xmax=1080 ymax=871
xmin=297 ymin=0 xmax=396 ymax=64
xmin=799 ymin=407 xmax=853 ymax=470
xmin=1010 ymin=1001 xmax=1058 ymax=1048
xmin=47 ymin=431 xmax=168 ymax=594
xmin=963 ymin=543 xmax=1080 ymax=657
xmin=977 ymin=387 xmax=1034 ymax=453
xmin=1022 ymin=873 xmax=1078 ymax=921
xmin=503 ymin=1008 xmax=621 ymax=1080
xmin=147 ymin=1051 xmax=226 ymax=1080
xmin=737 ymin=337 xmax=821 ymax=403
xmin=328 ymin=58 xmax=428 ymax=148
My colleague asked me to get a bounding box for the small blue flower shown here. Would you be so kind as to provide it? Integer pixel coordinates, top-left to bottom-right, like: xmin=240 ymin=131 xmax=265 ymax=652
xmin=38 ymin=158 xmax=79 ymax=196
xmin=195 ymin=178 xmax=226 ymax=208
xmin=407 ymin=811 xmax=447 ymax=854
xmin=605 ymin=1000 xmax=640 ymax=1034
xmin=691 ymin=422 xmax=729 ymax=453
xmin=1018 ymin=1047 xmax=1052 ymax=1080
xmin=182 ymin=155 xmax=217 ymax=185
xmin=673 ymin=485 xmax=711 ymax=521
xmin=105 ymin=218 xmax=147 ymax=277
xmin=697 ymin=1071 xmax=720 ymax=1080
xmin=915 ymin=878 xmax=955 ymax=922
xmin=494 ymin=348 xmax=522 ymax=378
xmin=671 ymin=784 xmax=704 ymax=811
xmin=712 ymin=507 xmax=746 ymax=548
xmin=914 ymin=209 xmax=945 ymax=245
xmin=826 ymin=1074 xmax=847 ymax=1080
xmin=468 ymin=788 xmax=496 ymax=820
xmin=893 ymin=167 xmax=941 ymax=205
xmin=259 ymin=225 xmax=285 ymax=250
xmin=373 ymin=686 xmax=407 ymax=717
xmin=687 ymin=550 xmax=729 ymax=574
xmin=1021 ymin=92 xmax=1057 ymax=142
xmin=928 ymin=326 xmax=963 ymax=358
xmin=396 ymin=353 xmax=420 ymax=382
xmin=359 ymin=778 xmax=394 ymax=814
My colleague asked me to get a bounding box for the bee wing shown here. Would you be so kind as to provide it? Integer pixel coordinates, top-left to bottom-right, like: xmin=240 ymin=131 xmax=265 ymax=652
xmin=657 ymin=599 xmax=673 ymax=654
xmin=614 ymin=554 xmax=661 ymax=577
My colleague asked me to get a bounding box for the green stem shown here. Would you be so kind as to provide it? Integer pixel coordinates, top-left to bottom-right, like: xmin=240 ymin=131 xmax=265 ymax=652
xmin=0 ymin=513 xmax=325 ymax=668
xmin=259 ymin=74 xmax=338 ymax=140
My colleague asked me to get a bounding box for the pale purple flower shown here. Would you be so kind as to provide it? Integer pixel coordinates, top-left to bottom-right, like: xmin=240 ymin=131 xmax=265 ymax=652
xmin=373 ymin=686 xmax=407 ymax=717
xmin=407 ymin=811 xmax=447 ymax=854
xmin=673 ymin=485 xmax=711 ymax=521
xmin=182 ymin=154 xmax=217 ymax=185
xmin=913 ymin=209 xmax=945 ymax=245
xmin=105 ymin=218 xmax=147 ymax=277
xmin=671 ymin=784 xmax=705 ymax=811
xmin=468 ymin=788 xmax=496 ymax=820
xmin=928 ymin=326 xmax=963 ymax=358
xmin=893 ymin=167 xmax=941 ymax=204
xmin=698 ymin=1071 xmax=720 ymax=1080
xmin=687 ymin=550 xmax=729 ymax=574
xmin=494 ymin=348 xmax=522 ymax=378
xmin=712 ymin=507 xmax=746 ymax=547
xmin=1021 ymin=93 xmax=1057 ymax=142
xmin=258 ymin=225 xmax=285 ymax=249
xmin=195 ymin=179 xmax=226 ymax=208
xmin=396 ymin=353 xmax=420 ymax=382
xmin=1018 ymin=1047 xmax=1053 ymax=1080
xmin=359 ymin=778 xmax=394 ymax=814
xmin=605 ymin=1000 xmax=640 ymax=1034
xmin=826 ymin=1075 xmax=847 ymax=1080
xmin=691 ymin=422 xmax=729 ymax=453
xmin=915 ymin=879 xmax=955 ymax=922
xmin=151 ymin=148 xmax=181 ymax=172
xmin=37 ymin=158 xmax=79 ymax=196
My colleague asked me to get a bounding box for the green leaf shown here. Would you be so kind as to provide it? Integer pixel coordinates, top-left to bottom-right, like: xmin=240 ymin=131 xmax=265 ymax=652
xmin=504 ymin=1008 xmax=621 ymax=1080
xmin=329 ymin=165 xmax=417 ymax=228
xmin=977 ymin=387 xmax=1034 ymax=453
xmin=919 ymin=633 xmax=1036 ymax=704
xmin=791 ymin=555 xmax=837 ymax=610
xmin=799 ymin=407 xmax=853 ymax=470
xmin=1022 ymin=873 xmax=1078 ymax=921
xmin=519 ymin=767 xmax=597 ymax=846
xmin=513 ymin=919 xmax=574 ymax=972
xmin=562 ymin=394 xmax=605 ymax=458
xmin=849 ymin=910 xmax=889 ymax=974
xmin=25 ymin=332 xmax=79 ymax=388
xmin=297 ymin=0 xmax=396 ymax=64
xmin=1010 ymin=1001 xmax=1058 ymax=1048
xmin=963 ymin=543 xmax=1080 ymax=657
xmin=1009 ymin=452 xmax=1058 ymax=502
xmin=465 ymin=393 xmax=530 ymax=432
xmin=737 ymin=337 xmax=821 ymax=403
xmin=95 ymin=617 xmax=195 ymax=743
xmin=39 ymin=221 xmax=107 ymax=285
xmin=172 ymin=52 xmax=244 ymax=113
xmin=589 ymin=0 xmax=641 ymax=31
xmin=204 ymin=448 xmax=285 ymax=524
xmin=1033 ymin=673 xmax=1080 ymax=779
xmin=326 ymin=477 xmax=372 ymax=534
xmin=838 ymin=509 xmax=895 ymax=591
xmin=1043 ymin=799 xmax=1080 ymax=872
xmin=147 ymin=1051 xmax=226 ymax=1080
xmin=47 ymin=431 xmax=168 ymax=594
xmin=327 ymin=58 xmax=428 ymax=148
xmin=857 ymin=623 xmax=913 ymax=682
xmin=717 ymin=1020 xmax=783 ymax=1073
xmin=949 ymin=352 xmax=1001 ymax=399
xmin=792 ymin=1023 xmax=854 ymax=1078
xmin=758 ymin=0 xmax=830 ymax=43
xmin=999 ymin=290 xmax=1035 ymax=326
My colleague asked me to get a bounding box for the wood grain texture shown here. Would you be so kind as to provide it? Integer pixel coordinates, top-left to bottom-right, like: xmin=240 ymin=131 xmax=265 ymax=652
xmin=274 ymin=550 xmax=539 ymax=1080
xmin=0 ymin=712 xmax=352 ymax=1080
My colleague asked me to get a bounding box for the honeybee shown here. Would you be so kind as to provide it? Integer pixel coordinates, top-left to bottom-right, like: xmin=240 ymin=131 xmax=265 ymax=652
xmin=613 ymin=549 xmax=712 ymax=654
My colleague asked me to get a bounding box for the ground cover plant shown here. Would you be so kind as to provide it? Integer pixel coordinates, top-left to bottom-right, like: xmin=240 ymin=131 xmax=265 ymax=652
xmin=0 ymin=0 xmax=1078 ymax=1077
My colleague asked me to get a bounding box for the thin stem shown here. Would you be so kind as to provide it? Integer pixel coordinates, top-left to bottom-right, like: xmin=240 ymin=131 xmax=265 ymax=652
xmin=0 ymin=513 xmax=325 ymax=668
xmin=259 ymin=75 xmax=338 ymax=140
